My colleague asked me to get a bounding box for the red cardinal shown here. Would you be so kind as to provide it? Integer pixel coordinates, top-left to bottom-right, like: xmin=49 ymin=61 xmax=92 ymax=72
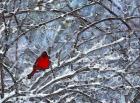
xmin=27 ymin=51 xmax=51 ymax=79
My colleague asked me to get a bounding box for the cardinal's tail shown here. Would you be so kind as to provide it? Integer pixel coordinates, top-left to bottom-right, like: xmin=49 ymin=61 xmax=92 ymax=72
xmin=27 ymin=69 xmax=36 ymax=79
xmin=27 ymin=73 xmax=33 ymax=79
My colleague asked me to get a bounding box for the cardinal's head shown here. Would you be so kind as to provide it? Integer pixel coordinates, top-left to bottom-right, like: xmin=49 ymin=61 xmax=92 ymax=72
xmin=41 ymin=51 xmax=50 ymax=58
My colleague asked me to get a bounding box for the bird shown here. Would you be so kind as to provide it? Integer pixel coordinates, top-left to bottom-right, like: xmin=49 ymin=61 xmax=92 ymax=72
xmin=27 ymin=51 xmax=51 ymax=79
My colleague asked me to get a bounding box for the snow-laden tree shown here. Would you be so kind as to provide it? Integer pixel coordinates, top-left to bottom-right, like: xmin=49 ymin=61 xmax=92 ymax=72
xmin=0 ymin=0 xmax=140 ymax=103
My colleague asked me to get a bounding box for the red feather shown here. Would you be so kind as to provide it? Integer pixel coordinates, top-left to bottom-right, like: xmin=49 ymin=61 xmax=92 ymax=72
xmin=27 ymin=51 xmax=51 ymax=79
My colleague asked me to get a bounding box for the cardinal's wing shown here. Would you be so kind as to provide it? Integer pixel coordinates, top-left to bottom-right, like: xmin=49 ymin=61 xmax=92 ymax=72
xmin=33 ymin=56 xmax=40 ymax=67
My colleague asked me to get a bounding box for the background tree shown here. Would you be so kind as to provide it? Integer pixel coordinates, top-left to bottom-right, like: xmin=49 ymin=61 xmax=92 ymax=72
xmin=0 ymin=0 xmax=140 ymax=103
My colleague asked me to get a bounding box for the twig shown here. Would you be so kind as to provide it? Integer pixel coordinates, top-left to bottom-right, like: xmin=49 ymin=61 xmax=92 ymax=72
xmin=30 ymin=37 xmax=125 ymax=90
xmin=36 ymin=66 xmax=91 ymax=93
xmin=0 ymin=65 xmax=4 ymax=99
xmin=8 ymin=1 xmax=97 ymax=49
xmin=125 ymin=55 xmax=140 ymax=72
xmin=50 ymin=65 xmax=55 ymax=78
xmin=97 ymin=1 xmax=132 ymax=30
xmin=74 ymin=17 xmax=124 ymax=48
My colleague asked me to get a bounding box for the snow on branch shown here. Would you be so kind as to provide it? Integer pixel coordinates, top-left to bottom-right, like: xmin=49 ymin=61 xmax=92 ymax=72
xmin=36 ymin=65 xmax=91 ymax=93
xmin=30 ymin=37 xmax=125 ymax=90
xmin=8 ymin=1 xmax=97 ymax=49
xmin=84 ymin=37 xmax=125 ymax=54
